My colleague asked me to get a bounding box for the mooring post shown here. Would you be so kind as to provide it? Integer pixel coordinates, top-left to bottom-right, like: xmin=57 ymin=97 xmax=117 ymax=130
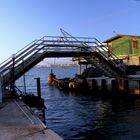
xmin=35 ymin=77 xmax=46 ymax=125
xmin=35 ymin=77 xmax=41 ymax=99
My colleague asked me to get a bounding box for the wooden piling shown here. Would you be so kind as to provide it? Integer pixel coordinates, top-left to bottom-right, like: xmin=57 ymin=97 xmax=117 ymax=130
xmin=118 ymin=79 xmax=124 ymax=94
xmin=111 ymin=79 xmax=119 ymax=94
xmin=92 ymin=79 xmax=98 ymax=92
xmin=101 ymin=79 xmax=107 ymax=92
xmin=35 ymin=78 xmax=41 ymax=99
xmin=35 ymin=77 xmax=46 ymax=124
xmin=124 ymin=79 xmax=129 ymax=94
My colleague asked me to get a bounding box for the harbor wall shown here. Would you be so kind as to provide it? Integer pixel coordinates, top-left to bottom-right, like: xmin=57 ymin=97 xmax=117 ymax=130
xmin=86 ymin=77 xmax=140 ymax=95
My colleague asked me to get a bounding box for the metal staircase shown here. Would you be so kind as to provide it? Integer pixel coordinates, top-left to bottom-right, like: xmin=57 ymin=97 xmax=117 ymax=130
xmin=0 ymin=29 xmax=126 ymax=90
xmin=61 ymin=29 xmax=126 ymax=77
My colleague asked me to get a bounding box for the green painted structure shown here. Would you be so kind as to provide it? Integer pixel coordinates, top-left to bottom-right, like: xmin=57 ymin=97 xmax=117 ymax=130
xmin=103 ymin=34 xmax=140 ymax=65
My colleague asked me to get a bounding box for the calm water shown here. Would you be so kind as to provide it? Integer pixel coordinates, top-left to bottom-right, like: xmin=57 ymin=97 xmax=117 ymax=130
xmin=16 ymin=66 xmax=140 ymax=140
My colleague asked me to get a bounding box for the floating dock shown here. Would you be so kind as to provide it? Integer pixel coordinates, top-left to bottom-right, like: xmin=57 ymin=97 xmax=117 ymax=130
xmin=0 ymin=98 xmax=63 ymax=140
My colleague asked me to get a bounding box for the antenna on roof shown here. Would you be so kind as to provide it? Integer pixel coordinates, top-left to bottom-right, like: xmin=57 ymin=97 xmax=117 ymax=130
xmin=113 ymin=31 xmax=118 ymax=35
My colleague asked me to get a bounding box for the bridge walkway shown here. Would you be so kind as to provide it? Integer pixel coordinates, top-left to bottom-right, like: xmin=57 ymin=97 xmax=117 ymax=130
xmin=0 ymin=29 xmax=126 ymax=91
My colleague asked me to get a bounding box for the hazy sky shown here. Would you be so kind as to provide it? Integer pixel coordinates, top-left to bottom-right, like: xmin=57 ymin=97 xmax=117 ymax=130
xmin=0 ymin=0 xmax=140 ymax=63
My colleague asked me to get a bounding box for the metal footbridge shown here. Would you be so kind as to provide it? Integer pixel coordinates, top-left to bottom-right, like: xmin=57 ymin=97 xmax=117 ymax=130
xmin=0 ymin=29 xmax=126 ymax=90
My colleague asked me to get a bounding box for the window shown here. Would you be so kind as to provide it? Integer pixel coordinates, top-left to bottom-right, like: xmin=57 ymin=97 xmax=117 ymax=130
xmin=132 ymin=40 xmax=138 ymax=49
xmin=107 ymin=44 xmax=112 ymax=51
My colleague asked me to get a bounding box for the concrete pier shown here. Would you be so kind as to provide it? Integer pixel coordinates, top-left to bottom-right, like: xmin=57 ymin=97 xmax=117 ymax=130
xmin=86 ymin=77 xmax=139 ymax=95
xmin=0 ymin=98 xmax=63 ymax=140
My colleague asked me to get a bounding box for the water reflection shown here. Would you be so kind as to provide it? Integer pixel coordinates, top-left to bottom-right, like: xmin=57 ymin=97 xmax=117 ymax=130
xmin=44 ymin=85 xmax=140 ymax=140
xmin=16 ymin=67 xmax=140 ymax=140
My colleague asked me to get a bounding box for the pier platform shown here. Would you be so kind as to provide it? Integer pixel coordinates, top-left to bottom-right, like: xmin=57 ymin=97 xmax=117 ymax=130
xmin=0 ymin=98 xmax=63 ymax=140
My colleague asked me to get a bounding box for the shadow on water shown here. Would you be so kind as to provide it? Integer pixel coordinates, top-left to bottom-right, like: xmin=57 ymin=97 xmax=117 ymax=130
xmin=72 ymin=99 xmax=139 ymax=140
xmin=44 ymin=85 xmax=140 ymax=140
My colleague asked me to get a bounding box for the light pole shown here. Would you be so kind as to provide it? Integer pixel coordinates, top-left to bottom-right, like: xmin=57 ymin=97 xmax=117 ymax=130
xmin=10 ymin=54 xmax=15 ymax=97
xmin=0 ymin=73 xmax=2 ymax=103
xmin=22 ymin=59 xmax=26 ymax=94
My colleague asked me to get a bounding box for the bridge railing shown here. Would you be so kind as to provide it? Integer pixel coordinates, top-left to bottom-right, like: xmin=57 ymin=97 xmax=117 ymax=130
xmin=39 ymin=36 xmax=97 ymax=53
xmin=0 ymin=34 xmax=126 ymax=87
xmin=0 ymin=37 xmax=46 ymax=78
xmin=93 ymin=38 xmax=126 ymax=71
xmin=0 ymin=36 xmax=97 ymax=77
xmin=60 ymin=28 xmax=126 ymax=73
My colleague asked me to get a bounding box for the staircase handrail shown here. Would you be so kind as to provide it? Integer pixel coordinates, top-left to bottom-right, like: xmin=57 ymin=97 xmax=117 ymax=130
xmin=0 ymin=31 xmax=127 ymax=88
xmin=0 ymin=40 xmax=36 ymax=67
xmin=93 ymin=39 xmax=126 ymax=71
xmin=0 ymin=35 xmax=96 ymax=75
xmin=94 ymin=38 xmax=120 ymax=60
xmin=0 ymin=35 xmax=49 ymax=70
xmin=61 ymin=29 xmax=126 ymax=73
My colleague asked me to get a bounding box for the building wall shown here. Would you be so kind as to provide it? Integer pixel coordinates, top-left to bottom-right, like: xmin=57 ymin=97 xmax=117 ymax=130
xmin=107 ymin=36 xmax=140 ymax=65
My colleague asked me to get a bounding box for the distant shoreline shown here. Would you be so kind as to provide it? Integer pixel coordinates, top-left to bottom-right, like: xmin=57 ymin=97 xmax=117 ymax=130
xmin=49 ymin=64 xmax=78 ymax=67
xmin=36 ymin=64 xmax=78 ymax=68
